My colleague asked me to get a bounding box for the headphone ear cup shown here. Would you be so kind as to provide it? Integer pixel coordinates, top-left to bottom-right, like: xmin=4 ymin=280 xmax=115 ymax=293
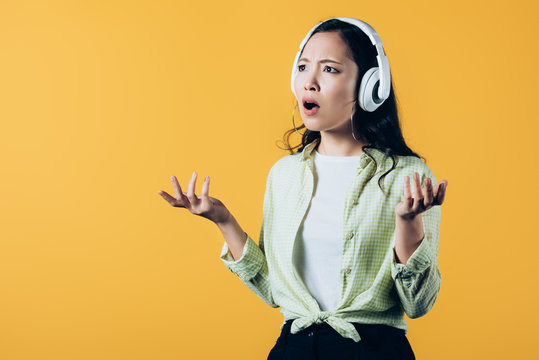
xmin=358 ymin=67 xmax=385 ymax=112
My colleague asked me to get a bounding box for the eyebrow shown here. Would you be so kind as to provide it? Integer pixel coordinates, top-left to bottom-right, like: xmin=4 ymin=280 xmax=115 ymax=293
xmin=298 ymin=58 xmax=343 ymax=65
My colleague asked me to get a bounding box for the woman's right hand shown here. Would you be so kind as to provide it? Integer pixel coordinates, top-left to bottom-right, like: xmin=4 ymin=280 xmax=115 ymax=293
xmin=158 ymin=171 xmax=231 ymax=225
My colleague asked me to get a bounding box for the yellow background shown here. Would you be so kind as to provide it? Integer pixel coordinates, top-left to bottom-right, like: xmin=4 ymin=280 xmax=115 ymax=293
xmin=1 ymin=0 xmax=537 ymax=359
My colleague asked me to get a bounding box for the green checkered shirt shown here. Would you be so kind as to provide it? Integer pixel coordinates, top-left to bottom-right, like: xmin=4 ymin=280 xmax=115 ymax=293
xmin=220 ymin=138 xmax=442 ymax=342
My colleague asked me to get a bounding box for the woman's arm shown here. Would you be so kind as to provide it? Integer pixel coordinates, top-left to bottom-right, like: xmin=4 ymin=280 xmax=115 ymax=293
xmin=216 ymin=212 xmax=248 ymax=261
xmin=391 ymin=168 xmax=447 ymax=319
xmin=218 ymin=166 xmax=279 ymax=308
xmin=391 ymin=205 xmax=442 ymax=319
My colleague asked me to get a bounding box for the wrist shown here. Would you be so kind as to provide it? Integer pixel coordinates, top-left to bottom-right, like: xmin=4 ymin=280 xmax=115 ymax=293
xmin=215 ymin=210 xmax=233 ymax=229
xmin=396 ymin=212 xmax=418 ymax=222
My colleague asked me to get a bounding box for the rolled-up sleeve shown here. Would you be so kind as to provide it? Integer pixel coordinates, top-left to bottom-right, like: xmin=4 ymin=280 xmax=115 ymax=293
xmin=220 ymin=233 xmax=265 ymax=282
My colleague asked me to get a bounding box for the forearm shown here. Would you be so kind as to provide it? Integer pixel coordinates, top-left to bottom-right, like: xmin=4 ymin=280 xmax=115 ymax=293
xmin=217 ymin=214 xmax=278 ymax=308
xmin=394 ymin=214 xmax=424 ymax=265
xmin=392 ymin=213 xmax=441 ymax=318
xmin=216 ymin=212 xmax=247 ymax=261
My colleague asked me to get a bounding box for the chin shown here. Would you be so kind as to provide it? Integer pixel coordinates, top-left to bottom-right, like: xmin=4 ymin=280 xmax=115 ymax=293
xmin=302 ymin=118 xmax=326 ymax=132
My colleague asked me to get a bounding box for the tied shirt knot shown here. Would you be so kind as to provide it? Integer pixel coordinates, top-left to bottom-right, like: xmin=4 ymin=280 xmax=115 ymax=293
xmin=290 ymin=311 xmax=362 ymax=342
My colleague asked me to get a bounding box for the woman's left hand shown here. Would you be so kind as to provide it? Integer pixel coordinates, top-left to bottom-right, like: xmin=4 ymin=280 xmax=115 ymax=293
xmin=395 ymin=172 xmax=448 ymax=220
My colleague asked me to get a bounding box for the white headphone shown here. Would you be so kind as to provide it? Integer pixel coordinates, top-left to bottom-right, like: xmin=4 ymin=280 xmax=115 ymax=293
xmin=291 ymin=17 xmax=391 ymax=112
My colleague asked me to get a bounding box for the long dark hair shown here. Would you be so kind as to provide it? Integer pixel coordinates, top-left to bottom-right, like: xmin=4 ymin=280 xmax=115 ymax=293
xmin=278 ymin=19 xmax=425 ymax=194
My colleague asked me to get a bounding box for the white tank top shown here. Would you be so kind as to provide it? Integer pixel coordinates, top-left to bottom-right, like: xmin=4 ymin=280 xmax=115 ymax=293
xmin=292 ymin=148 xmax=363 ymax=311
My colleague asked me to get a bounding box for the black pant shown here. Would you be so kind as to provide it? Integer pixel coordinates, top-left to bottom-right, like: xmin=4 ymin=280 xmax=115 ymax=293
xmin=267 ymin=319 xmax=415 ymax=360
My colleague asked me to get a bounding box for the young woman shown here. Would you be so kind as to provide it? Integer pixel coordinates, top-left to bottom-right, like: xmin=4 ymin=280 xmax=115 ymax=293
xmin=158 ymin=17 xmax=448 ymax=360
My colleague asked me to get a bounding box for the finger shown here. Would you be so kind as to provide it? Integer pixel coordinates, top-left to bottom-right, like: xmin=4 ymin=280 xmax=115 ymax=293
xmin=433 ymin=180 xmax=443 ymax=201
xmin=186 ymin=171 xmax=198 ymax=204
xmin=158 ymin=190 xmax=182 ymax=207
xmin=201 ymin=175 xmax=210 ymax=198
xmin=412 ymin=172 xmax=425 ymax=212
xmin=403 ymin=175 xmax=413 ymax=209
xmin=436 ymin=180 xmax=448 ymax=204
xmin=424 ymin=177 xmax=434 ymax=206
xmin=171 ymin=175 xmax=183 ymax=199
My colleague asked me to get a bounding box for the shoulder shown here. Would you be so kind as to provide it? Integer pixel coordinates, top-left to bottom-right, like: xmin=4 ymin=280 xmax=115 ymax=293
xmin=267 ymin=152 xmax=302 ymax=180
xmin=372 ymin=152 xmax=439 ymax=202
xmin=392 ymin=153 xmax=437 ymax=184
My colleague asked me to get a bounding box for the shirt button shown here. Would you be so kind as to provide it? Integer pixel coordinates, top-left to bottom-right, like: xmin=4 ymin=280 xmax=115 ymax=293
xmin=307 ymin=331 xmax=314 ymax=336
xmin=344 ymin=268 xmax=351 ymax=274
xmin=346 ymin=232 xmax=354 ymax=239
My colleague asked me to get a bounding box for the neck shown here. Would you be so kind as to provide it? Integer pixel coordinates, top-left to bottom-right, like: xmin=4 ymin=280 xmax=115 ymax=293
xmin=316 ymin=132 xmax=370 ymax=156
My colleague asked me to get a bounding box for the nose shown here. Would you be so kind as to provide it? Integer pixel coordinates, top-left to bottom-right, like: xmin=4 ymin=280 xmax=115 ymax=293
xmin=304 ymin=81 xmax=319 ymax=92
xmin=302 ymin=70 xmax=319 ymax=92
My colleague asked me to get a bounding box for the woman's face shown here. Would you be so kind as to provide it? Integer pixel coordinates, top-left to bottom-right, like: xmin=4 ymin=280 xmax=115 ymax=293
xmin=294 ymin=31 xmax=359 ymax=135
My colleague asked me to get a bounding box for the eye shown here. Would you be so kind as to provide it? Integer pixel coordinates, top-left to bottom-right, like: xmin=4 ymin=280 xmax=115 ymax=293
xmin=324 ymin=66 xmax=339 ymax=73
xmin=297 ymin=64 xmax=339 ymax=73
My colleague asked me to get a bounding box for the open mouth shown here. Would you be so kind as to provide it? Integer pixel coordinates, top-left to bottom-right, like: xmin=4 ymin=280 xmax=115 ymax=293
xmin=303 ymin=101 xmax=320 ymax=110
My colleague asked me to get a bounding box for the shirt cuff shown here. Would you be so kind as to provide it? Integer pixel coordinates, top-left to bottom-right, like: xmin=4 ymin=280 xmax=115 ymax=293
xmin=391 ymin=234 xmax=433 ymax=280
xmin=220 ymin=233 xmax=265 ymax=282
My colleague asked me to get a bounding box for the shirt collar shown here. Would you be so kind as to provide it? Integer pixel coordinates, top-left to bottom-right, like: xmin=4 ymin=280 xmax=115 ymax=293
xmin=300 ymin=138 xmax=390 ymax=171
